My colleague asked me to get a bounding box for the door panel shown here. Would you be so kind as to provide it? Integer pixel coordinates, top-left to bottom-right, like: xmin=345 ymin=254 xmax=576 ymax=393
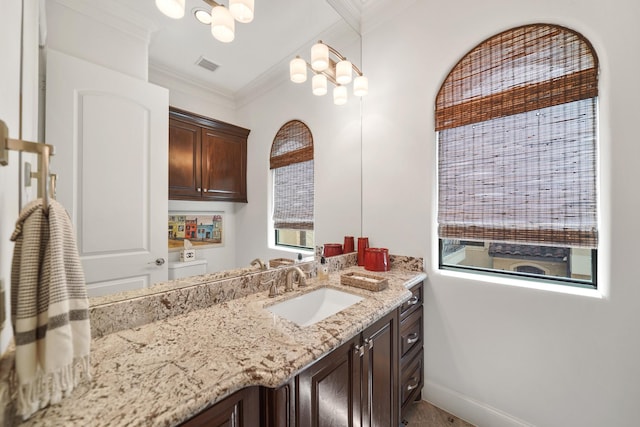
xmin=46 ymin=49 xmax=169 ymax=295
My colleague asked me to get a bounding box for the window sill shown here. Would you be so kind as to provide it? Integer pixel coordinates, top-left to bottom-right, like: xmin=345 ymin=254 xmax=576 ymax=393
xmin=437 ymin=267 xmax=603 ymax=299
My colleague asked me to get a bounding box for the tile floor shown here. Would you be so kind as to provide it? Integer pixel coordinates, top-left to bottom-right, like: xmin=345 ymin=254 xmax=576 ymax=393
xmin=402 ymin=400 xmax=476 ymax=427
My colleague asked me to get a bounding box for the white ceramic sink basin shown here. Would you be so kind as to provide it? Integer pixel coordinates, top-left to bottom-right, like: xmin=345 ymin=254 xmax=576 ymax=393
xmin=266 ymin=287 xmax=364 ymax=327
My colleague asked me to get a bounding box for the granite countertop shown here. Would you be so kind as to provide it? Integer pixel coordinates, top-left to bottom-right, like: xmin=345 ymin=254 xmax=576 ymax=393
xmin=16 ymin=266 xmax=426 ymax=427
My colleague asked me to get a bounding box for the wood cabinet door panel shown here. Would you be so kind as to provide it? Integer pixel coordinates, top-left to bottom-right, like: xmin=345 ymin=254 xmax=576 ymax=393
xmin=169 ymin=118 xmax=201 ymax=199
xmin=202 ymin=130 xmax=246 ymax=201
xmin=297 ymin=335 xmax=360 ymax=427
xmin=180 ymin=387 xmax=260 ymax=427
xmin=362 ymin=311 xmax=399 ymax=427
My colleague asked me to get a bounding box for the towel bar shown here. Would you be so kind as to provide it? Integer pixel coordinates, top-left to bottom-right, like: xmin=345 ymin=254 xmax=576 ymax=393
xmin=0 ymin=119 xmax=56 ymax=214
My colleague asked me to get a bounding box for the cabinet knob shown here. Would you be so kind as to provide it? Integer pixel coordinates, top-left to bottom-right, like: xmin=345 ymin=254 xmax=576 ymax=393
xmin=196 ymin=187 xmax=202 ymax=192
xmin=148 ymin=258 xmax=166 ymax=266
xmin=406 ymin=332 xmax=419 ymax=345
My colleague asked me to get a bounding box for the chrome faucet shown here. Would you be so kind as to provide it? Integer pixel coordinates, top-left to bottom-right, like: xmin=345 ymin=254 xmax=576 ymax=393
xmin=285 ymin=266 xmax=307 ymax=292
xmin=250 ymin=258 xmax=267 ymax=270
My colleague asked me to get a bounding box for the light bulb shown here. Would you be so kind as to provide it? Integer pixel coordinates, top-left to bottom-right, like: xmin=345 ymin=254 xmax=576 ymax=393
xmin=336 ymin=60 xmax=352 ymax=85
xmin=312 ymin=74 xmax=327 ymax=96
xmin=311 ymin=43 xmax=329 ymax=71
xmin=333 ymin=86 xmax=348 ymax=105
xmin=229 ymin=0 xmax=254 ymax=23
xmin=290 ymin=57 xmax=307 ymax=83
xmin=211 ymin=6 xmax=235 ymax=43
xmin=354 ymin=75 xmax=369 ymax=97
xmin=155 ymin=0 xmax=185 ymax=19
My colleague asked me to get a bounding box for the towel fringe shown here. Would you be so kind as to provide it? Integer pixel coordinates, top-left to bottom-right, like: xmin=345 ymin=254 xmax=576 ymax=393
xmin=15 ymin=355 xmax=91 ymax=420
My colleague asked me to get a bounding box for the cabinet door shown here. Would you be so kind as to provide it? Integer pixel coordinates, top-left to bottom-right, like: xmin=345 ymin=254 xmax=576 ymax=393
xmin=361 ymin=310 xmax=399 ymax=427
xmin=201 ymin=129 xmax=247 ymax=202
xmin=297 ymin=335 xmax=361 ymax=427
xmin=180 ymin=387 xmax=260 ymax=427
xmin=169 ymin=118 xmax=202 ymax=200
xmin=263 ymin=381 xmax=295 ymax=427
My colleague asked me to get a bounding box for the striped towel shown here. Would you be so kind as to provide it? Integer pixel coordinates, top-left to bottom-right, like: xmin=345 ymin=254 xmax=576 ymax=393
xmin=10 ymin=199 xmax=91 ymax=420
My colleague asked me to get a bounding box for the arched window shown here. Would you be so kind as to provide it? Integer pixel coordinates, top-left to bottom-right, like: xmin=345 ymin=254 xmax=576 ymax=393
xmin=270 ymin=120 xmax=314 ymax=249
xmin=436 ymin=24 xmax=598 ymax=287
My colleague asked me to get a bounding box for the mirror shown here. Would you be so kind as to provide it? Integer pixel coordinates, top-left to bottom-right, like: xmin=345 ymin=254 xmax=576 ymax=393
xmin=43 ymin=0 xmax=362 ymax=301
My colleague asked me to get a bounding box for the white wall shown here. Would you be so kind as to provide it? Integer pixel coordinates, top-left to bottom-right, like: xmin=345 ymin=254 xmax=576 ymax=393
xmin=149 ymin=70 xmax=242 ymax=273
xmin=0 ymin=0 xmax=42 ymax=355
xmin=361 ymin=0 xmax=640 ymax=426
xmin=235 ymin=32 xmax=363 ymax=266
xmin=0 ymin=0 xmax=23 ymax=354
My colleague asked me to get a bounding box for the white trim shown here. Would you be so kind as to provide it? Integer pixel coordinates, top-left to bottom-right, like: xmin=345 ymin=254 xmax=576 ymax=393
xmin=148 ymin=63 xmax=236 ymax=111
xmin=326 ymin=0 xmax=363 ymax=34
xmin=436 ymin=267 xmax=603 ymax=299
xmin=423 ymin=380 xmax=535 ymax=427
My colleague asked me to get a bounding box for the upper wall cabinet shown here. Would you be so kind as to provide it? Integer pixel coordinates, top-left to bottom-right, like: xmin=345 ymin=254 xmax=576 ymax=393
xmin=169 ymin=107 xmax=250 ymax=203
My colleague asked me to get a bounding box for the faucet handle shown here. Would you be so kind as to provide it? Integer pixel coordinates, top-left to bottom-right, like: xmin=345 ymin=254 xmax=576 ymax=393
xmin=262 ymin=278 xmax=278 ymax=298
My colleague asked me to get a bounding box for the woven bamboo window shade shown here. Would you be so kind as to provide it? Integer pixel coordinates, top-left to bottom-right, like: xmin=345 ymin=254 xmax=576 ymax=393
xmin=436 ymin=24 xmax=599 ymax=248
xmin=270 ymin=120 xmax=314 ymax=230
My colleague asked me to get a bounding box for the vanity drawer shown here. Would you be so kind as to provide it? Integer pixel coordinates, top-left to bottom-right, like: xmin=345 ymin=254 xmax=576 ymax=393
xmin=400 ymin=281 xmax=423 ymax=319
xmin=400 ymin=348 xmax=424 ymax=409
xmin=400 ymin=306 xmax=423 ymax=359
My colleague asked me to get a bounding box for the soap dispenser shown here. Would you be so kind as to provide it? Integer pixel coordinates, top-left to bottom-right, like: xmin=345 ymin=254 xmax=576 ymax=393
xmin=318 ymin=256 xmax=329 ymax=281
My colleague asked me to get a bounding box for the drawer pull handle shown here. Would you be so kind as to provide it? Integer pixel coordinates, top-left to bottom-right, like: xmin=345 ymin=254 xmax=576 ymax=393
xmin=354 ymin=344 xmax=365 ymax=357
xmin=406 ymin=378 xmax=420 ymax=392
xmin=407 ymin=295 xmax=419 ymax=306
xmin=406 ymin=332 xmax=419 ymax=345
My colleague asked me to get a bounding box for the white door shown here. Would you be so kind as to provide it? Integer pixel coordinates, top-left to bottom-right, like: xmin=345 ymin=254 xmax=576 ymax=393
xmin=46 ymin=49 xmax=168 ymax=297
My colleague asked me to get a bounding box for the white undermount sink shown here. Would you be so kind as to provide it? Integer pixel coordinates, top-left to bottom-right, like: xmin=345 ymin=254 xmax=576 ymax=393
xmin=266 ymin=287 xmax=364 ymax=327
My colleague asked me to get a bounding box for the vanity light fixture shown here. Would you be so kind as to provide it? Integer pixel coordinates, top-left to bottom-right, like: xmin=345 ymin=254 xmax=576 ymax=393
xmin=156 ymin=0 xmax=254 ymax=43
xmin=290 ymin=40 xmax=368 ymax=105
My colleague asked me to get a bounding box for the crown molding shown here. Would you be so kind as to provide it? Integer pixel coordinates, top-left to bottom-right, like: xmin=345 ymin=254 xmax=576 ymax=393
xmin=326 ymin=0 xmax=363 ymax=34
xmin=49 ymin=0 xmax=157 ymax=44
xmin=148 ymin=62 xmax=237 ymax=111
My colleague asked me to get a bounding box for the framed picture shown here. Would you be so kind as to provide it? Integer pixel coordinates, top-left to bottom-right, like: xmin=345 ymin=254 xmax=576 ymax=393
xmin=168 ymin=212 xmax=224 ymax=250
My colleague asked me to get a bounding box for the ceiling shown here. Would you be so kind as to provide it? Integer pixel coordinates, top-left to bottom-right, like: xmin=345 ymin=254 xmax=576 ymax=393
xmin=112 ymin=0 xmax=353 ymax=97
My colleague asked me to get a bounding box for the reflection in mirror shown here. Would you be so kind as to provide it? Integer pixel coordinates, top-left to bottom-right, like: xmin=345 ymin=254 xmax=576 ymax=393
xmin=42 ymin=0 xmax=362 ymax=302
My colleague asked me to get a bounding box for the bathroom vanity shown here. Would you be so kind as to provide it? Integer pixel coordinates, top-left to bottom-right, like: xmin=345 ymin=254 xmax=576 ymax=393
xmin=6 ymin=263 xmax=425 ymax=427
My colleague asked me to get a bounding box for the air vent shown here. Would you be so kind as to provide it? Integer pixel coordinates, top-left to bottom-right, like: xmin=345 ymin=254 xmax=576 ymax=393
xmin=196 ymin=56 xmax=220 ymax=73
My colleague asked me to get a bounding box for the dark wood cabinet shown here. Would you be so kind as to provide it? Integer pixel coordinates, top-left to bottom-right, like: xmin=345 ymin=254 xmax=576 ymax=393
xmin=169 ymin=107 xmax=249 ymax=202
xmin=180 ymin=387 xmax=260 ymax=427
xmin=296 ymin=334 xmax=361 ymax=427
xmin=399 ymin=281 xmax=424 ymax=420
xmin=183 ymin=291 xmax=420 ymax=427
xmin=295 ymin=310 xmax=399 ymax=427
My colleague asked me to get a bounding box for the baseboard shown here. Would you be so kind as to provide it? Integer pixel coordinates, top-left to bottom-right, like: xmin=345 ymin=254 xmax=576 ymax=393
xmin=422 ymin=380 xmax=535 ymax=427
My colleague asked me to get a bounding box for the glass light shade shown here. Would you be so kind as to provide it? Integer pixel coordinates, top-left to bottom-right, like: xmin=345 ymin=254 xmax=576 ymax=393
xmin=353 ymin=75 xmax=369 ymax=97
xmin=211 ymin=6 xmax=235 ymax=43
xmin=336 ymin=60 xmax=353 ymax=84
xmin=229 ymin=0 xmax=254 ymax=23
xmin=194 ymin=9 xmax=212 ymax=24
xmin=333 ymin=86 xmax=348 ymax=105
xmin=312 ymin=74 xmax=327 ymax=96
xmin=155 ymin=0 xmax=185 ymax=19
xmin=311 ymin=43 xmax=329 ymax=71
xmin=290 ymin=57 xmax=307 ymax=83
